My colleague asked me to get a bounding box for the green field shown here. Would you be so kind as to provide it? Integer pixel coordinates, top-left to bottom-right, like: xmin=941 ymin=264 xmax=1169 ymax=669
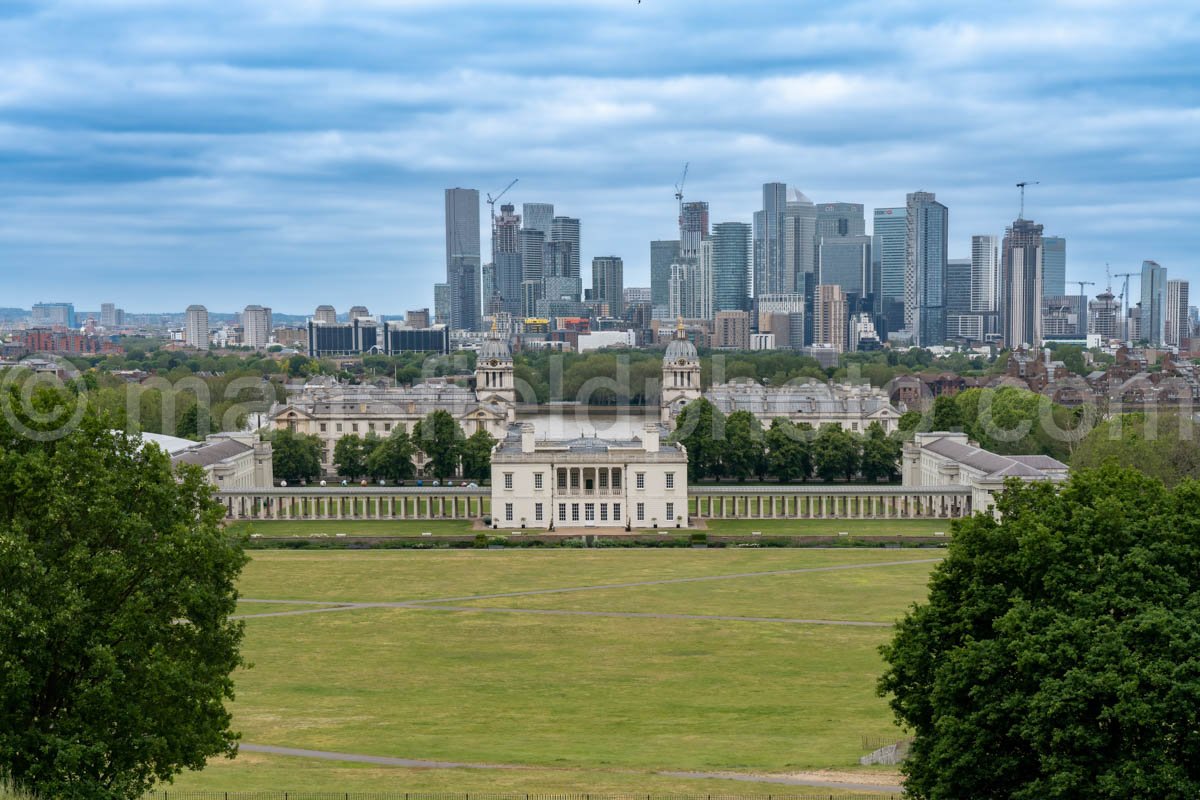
xmin=163 ymin=549 xmax=933 ymax=796
xmin=702 ymin=518 xmax=953 ymax=537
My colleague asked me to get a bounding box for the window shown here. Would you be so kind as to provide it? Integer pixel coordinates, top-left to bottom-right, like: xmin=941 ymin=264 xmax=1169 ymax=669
xmin=535 ymin=503 xmax=543 ymax=522
xmin=559 ymin=503 xmax=567 ymax=522
xmin=557 ymin=469 xmax=568 ymax=490
xmin=336 ymin=423 xmax=343 ymax=432
xmin=534 ymin=473 xmax=543 ymax=490
xmin=585 ymin=504 xmax=595 ymax=522
xmin=504 ymin=473 xmax=513 ymax=490
xmin=320 ymin=423 xmax=327 ymax=432
xmin=636 ymin=502 xmax=645 ymax=521
xmin=369 ymin=422 xmax=376 ymax=431
xmin=352 ymin=423 xmax=359 ymax=432
xmin=665 ymin=473 xmax=675 ymax=490
xmin=613 ymin=503 xmax=621 ymax=520
xmin=600 ymin=504 xmax=608 ymax=522
xmin=666 ymin=502 xmax=675 ymax=520
xmin=636 ymin=472 xmax=645 ymax=489
xmin=384 ymin=423 xmax=392 ymax=432
xmin=505 ymin=503 xmax=513 ymax=522
xmin=571 ymin=503 xmax=580 ymax=522
xmin=599 ymin=471 xmax=608 ymax=489
xmin=612 ymin=471 xmax=621 ymax=489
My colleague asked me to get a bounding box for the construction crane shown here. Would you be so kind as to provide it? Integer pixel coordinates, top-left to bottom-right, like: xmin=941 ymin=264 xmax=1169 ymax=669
xmin=674 ymin=162 xmax=689 ymax=229
xmin=1073 ymin=280 xmax=1095 ymax=298
xmin=487 ymin=178 xmax=519 ymax=231
xmin=1016 ymin=180 xmax=1040 ymax=219
xmin=1115 ymin=271 xmax=1138 ymax=341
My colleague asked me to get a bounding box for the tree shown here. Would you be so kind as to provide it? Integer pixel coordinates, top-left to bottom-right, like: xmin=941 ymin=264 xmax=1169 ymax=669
xmin=860 ymin=421 xmax=902 ymax=482
xmin=412 ymin=409 xmax=463 ymax=479
xmin=0 ymin=390 xmax=246 ymax=800
xmin=269 ymin=428 xmax=321 ymax=483
xmin=366 ymin=427 xmax=416 ymax=483
xmin=897 ymin=409 xmax=923 ymax=433
xmin=670 ymin=397 xmax=725 ymax=482
xmin=721 ymin=410 xmax=765 ymax=481
xmin=879 ymin=466 xmax=1200 ymax=799
xmin=333 ymin=433 xmax=375 ymax=480
xmin=1071 ymin=413 xmax=1200 ymax=487
xmin=930 ymin=394 xmax=963 ymax=431
xmin=460 ymin=428 xmax=497 ymax=482
xmin=812 ymin=424 xmax=861 ymax=482
xmin=766 ymin=418 xmax=812 ymax=483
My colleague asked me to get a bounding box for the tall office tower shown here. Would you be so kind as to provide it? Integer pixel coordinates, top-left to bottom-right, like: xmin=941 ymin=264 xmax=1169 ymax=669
xmin=543 ymin=238 xmax=582 ymax=308
xmin=493 ymin=204 xmax=523 ymax=315
xmin=669 ymin=257 xmax=712 ymax=321
xmin=1166 ymin=279 xmax=1190 ymax=348
xmin=818 ymin=235 xmax=871 ymax=297
xmin=872 ymin=207 xmax=906 ymax=337
xmin=348 ymin=306 xmax=370 ymax=320
xmin=1089 ymin=288 xmax=1120 ymax=340
xmin=242 ymin=304 xmax=273 ymax=349
xmin=782 ymin=191 xmax=817 ymax=290
xmin=1001 ymin=218 xmax=1044 ymax=349
xmin=591 ymin=256 xmax=624 ymax=317
xmin=713 ymin=310 xmax=750 ymax=349
xmin=756 ymin=293 xmax=806 ymax=350
xmin=406 ymin=308 xmax=431 ymax=329
xmin=816 ymin=202 xmax=866 ymax=239
xmin=710 ymin=222 xmax=752 ymax=313
xmin=481 ymin=263 xmax=497 ymax=313
xmin=519 ymin=228 xmax=545 ymax=284
xmin=549 ymin=216 xmax=581 ymax=280
xmin=679 ymin=201 xmax=710 ymax=260
xmin=946 ymin=259 xmax=973 ymax=313
xmin=650 ymin=240 xmax=680 ymax=315
xmin=813 ymin=284 xmax=848 ymax=353
xmin=313 ymin=305 xmax=337 ymax=325
xmin=184 ymin=304 xmax=209 ymax=349
xmin=1042 ymin=236 xmax=1066 ymax=298
xmin=31 ymin=302 xmax=76 ymax=328
xmin=753 ymin=182 xmax=788 ymax=297
xmin=445 ymin=187 xmax=481 ymax=331
xmin=623 ymin=287 xmax=652 ymax=306
xmin=433 ymin=284 xmax=449 ymax=325
xmin=100 ymin=303 xmax=116 ymax=327
xmin=522 ymin=203 xmax=554 ymax=235
xmin=1140 ymin=260 xmax=1168 ymax=346
xmin=905 ymin=191 xmax=948 ymax=346
xmin=971 ymin=235 xmax=1000 ymax=312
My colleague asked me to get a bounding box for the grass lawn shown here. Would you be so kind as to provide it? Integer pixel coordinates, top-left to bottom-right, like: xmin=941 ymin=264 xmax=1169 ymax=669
xmin=703 ymin=518 xmax=953 ymax=537
xmin=234 ymin=601 xmax=346 ymax=616
xmin=228 ymin=519 xmax=477 ymax=537
xmin=236 ymin=548 xmax=939 ymax=603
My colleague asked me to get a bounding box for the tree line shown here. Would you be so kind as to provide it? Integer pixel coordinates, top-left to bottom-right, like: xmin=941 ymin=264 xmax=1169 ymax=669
xmin=670 ymin=397 xmax=903 ymax=484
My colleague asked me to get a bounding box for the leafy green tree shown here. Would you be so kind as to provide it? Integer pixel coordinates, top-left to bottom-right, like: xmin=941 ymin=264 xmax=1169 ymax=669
xmin=460 ymin=428 xmax=497 ymax=482
xmin=766 ymin=418 xmax=812 ymax=482
xmin=930 ymin=394 xmax=963 ymax=431
xmin=880 ymin=466 xmax=1200 ymax=799
xmin=413 ymin=409 xmax=464 ymax=479
xmin=1071 ymin=413 xmax=1200 ymax=487
xmin=897 ymin=409 xmax=923 ymax=433
xmin=176 ymin=401 xmax=211 ymax=440
xmin=860 ymin=421 xmax=902 ymax=482
xmin=670 ymin=397 xmax=725 ymax=482
xmin=720 ymin=410 xmax=766 ymax=481
xmin=366 ymin=427 xmax=416 ymax=482
xmin=270 ymin=428 xmax=322 ymax=483
xmin=0 ymin=391 xmax=246 ymax=800
xmin=812 ymin=424 xmax=861 ymax=482
xmin=333 ymin=434 xmax=373 ymax=480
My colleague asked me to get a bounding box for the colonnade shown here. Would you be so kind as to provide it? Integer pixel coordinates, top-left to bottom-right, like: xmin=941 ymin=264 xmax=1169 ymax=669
xmin=692 ymin=490 xmax=970 ymax=520
xmin=220 ymin=490 xmax=489 ymax=521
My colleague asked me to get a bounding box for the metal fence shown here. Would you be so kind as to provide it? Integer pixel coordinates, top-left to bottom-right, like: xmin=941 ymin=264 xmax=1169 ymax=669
xmin=143 ymin=793 xmax=900 ymax=800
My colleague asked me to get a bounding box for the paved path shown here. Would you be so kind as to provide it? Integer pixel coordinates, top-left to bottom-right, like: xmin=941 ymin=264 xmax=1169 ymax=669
xmin=240 ymin=744 xmax=903 ymax=794
xmin=411 ymin=604 xmax=893 ymax=627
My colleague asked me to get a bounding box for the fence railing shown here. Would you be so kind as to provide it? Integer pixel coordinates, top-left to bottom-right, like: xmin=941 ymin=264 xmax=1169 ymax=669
xmin=144 ymin=793 xmax=901 ymax=800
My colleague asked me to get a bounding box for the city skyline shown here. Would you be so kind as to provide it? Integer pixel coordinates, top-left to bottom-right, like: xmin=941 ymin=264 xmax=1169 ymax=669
xmin=1 ymin=1 xmax=1198 ymax=311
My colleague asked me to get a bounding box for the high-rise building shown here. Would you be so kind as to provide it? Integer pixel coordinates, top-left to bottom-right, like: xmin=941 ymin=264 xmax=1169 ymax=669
xmin=679 ymin=201 xmax=709 ymax=261
xmin=31 ymin=302 xmax=76 ymax=328
xmin=348 ymin=306 xmax=370 ymax=320
xmin=1042 ymin=236 xmax=1066 ymax=298
xmin=713 ymin=310 xmax=750 ymax=349
xmin=711 ymin=222 xmax=752 ymax=313
xmin=813 ymin=284 xmax=848 ymax=353
xmin=549 ymin=216 xmax=581 ymax=281
xmin=753 ymin=182 xmax=788 ymax=298
xmin=433 ymin=284 xmax=449 ymax=325
xmin=971 ymin=235 xmax=1000 ymax=312
xmin=1001 ymin=218 xmax=1044 ymax=349
xmin=816 ymin=202 xmax=866 ymax=240
xmin=651 ymin=240 xmax=680 ymax=315
xmin=1166 ymin=279 xmax=1190 ymax=349
xmin=756 ymin=293 xmax=806 ymax=350
xmin=872 ymin=208 xmax=906 ymax=337
xmin=313 ymin=305 xmax=337 ymax=325
xmin=185 ymin=305 xmax=209 ymax=349
xmin=623 ymin=287 xmax=652 ymax=306
xmin=946 ymin=259 xmax=973 ymax=313
xmin=100 ymin=303 xmax=116 ymax=328
xmin=905 ymin=191 xmax=948 ymax=346
xmin=818 ymin=235 xmax=871 ymax=298
xmin=591 ymin=256 xmax=624 ymax=317
xmin=522 ymin=203 xmax=554 ymax=235
xmin=406 ymin=308 xmax=431 ymax=329
xmin=493 ymin=204 xmax=523 ymax=316
xmin=782 ymin=191 xmax=817 ymax=293
xmin=242 ymin=305 xmax=272 ymax=349
xmin=1042 ymin=295 xmax=1087 ymax=338
xmin=445 ymin=187 xmax=481 ymax=331
xmin=1089 ymin=289 xmax=1120 ymax=340
xmin=669 ymin=256 xmax=712 ymax=322
xmin=1140 ymin=260 xmax=1168 ymax=346
xmin=518 ymin=228 xmax=546 ymax=316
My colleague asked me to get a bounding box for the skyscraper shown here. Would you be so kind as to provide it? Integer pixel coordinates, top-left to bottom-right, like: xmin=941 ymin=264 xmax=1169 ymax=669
xmin=1001 ymin=218 xmax=1044 ymax=349
xmin=185 ymin=305 xmax=209 ymax=349
xmin=591 ymin=256 xmax=624 ymax=317
xmin=1089 ymin=288 xmax=1120 ymax=340
xmin=31 ymin=302 xmax=76 ymax=328
xmin=906 ymin=191 xmax=948 ymax=346
xmin=493 ymin=204 xmax=523 ymax=316
xmin=679 ymin=201 xmax=709 ymax=261
xmin=242 ymin=305 xmax=272 ymax=349
xmin=1166 ymin=279 xmax=1190 ymax=349
xmin=711 ymin=222 xmax=752 ymax=313
xmin=753 ymin=182 xmax=788 ymax=297
xmin=782 ymin=192 xmax=817 ymax=293
xmin=813 ymin=284 xmax=848 ymax=353
xmin=1042 ymin=236 xmax=1067 ymax=298
xmin=872 ymin=207 xmax=906 ymax=337
xmin=818 ymin=235 xmax=871 ymax=298
xmin=946 ymin=259 xmax=972 ymax=314
xmin=518 ymin=228 xmax=546 ymax=317
xmin=433 ymin=284 xmax=449 ymax=325
xmin=445 ymin=187 xmax=481 ymax=331
xmin=549 ymin=216 xmax=581 ymax=280
xmin=669 ymin=255 xmax=712 ymax=321
xmin=1140 ymin=259 xmax=1167 ymax=346
xmin=522 ymin=203 xmax=554 ymax=236
xmin=313 ymin=305 xmax=337 ymax=325
xmin=971 ymin=235 xmax=1000 ymax=312
xmin=650 ymin=240 xmax=680 ymax=315
xmin=816 ymin=202 xmax=866 ymax=239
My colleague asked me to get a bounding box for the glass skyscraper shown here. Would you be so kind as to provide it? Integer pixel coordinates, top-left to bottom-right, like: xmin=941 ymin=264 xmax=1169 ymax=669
xmin=650 ymin=240 xmax=679 ymax=315
xmin=711 ymin=222 xmax=752 ymax=313
xmin=753 ymin=182 xmax=788 ymax=297
xmin=1042 ymin=236 xmax=1066 ymax=298
xmin=872 ymin=207 xmax=906 ymax=338
xmin=905 ymin=191 xmax=948 ymax=346
xmin=1140 ymin=259 xmax=1167 ymax=346
xmin=445 ymin=187 xmax=481 ymax=331
xmin=1001 ymin=218 xmax=1044 ymax=349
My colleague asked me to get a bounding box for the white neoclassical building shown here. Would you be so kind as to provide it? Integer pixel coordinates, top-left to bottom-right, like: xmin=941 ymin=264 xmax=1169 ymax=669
xmin=490 ymin=423 xmax=689 ymax=530
xmin=141 ymin=431 xmax=274 ymax=489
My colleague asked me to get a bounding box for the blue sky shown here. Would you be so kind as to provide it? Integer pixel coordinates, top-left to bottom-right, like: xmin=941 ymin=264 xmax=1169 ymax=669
xmin=1 ymin=0 xmax=1198 ymax=314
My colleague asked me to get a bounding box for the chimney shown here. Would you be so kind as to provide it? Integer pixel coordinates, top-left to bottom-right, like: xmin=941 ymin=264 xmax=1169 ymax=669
xmin=520 ymin=423 xmax=536 ymax=454
xmin=642 ymin=424 xmax=660 ymax=453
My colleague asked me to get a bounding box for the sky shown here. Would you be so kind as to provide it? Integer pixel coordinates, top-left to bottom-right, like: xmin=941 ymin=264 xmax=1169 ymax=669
xmin=1 ymin=0 xmax=1198 ymax=315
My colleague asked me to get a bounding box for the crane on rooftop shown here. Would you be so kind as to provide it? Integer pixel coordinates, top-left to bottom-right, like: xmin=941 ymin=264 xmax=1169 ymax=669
xmin=487 ymin=178 xmax=519 ymax=233
xmin=1115 ymin=271 xmax=1139 ymax=343
xmin=1016 ymin=180 xmax=1040 ymax=219
xmin=1073 ymin=280 xmax=1095 ymax=298
xmin=674 ymin=162 xmax=689 ymax=231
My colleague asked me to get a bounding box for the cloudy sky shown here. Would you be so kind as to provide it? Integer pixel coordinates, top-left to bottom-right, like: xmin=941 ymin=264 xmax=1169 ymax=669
xmin=1 ymin=0 xmax=1198 ymax=314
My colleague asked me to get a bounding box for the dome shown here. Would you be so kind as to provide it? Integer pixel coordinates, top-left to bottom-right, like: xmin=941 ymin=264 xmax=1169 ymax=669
xmin=479 ymin=335 xmax=512 ymax=363
xmin=664 ymin=335 xmax=698 ymax=363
